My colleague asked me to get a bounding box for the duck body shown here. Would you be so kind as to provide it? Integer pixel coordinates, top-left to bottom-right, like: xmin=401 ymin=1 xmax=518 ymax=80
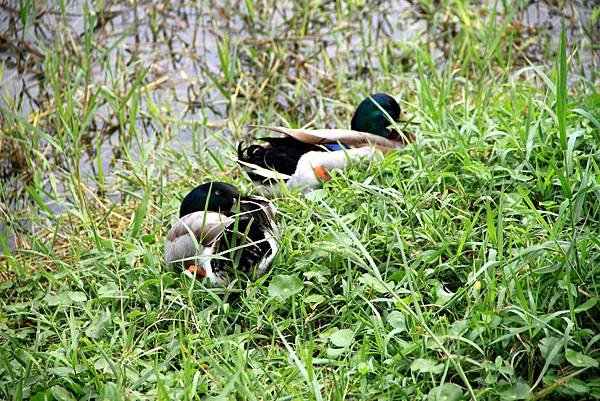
xmin=164 ymin=182 xmax=278 ymax=287
xmin=237 ymin=93 xmax=411 ymax=192
xmin=239 ymin=136 xmax=325 ymax=182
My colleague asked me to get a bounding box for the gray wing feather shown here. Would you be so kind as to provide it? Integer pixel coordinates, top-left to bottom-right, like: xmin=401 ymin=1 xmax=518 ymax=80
xmin=164 ymin=211 xmax=234 ymax=264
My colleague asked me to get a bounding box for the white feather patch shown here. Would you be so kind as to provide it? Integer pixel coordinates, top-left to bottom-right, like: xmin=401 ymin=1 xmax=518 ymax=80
xmin=286 ymin=146 xmax=382 ymax=191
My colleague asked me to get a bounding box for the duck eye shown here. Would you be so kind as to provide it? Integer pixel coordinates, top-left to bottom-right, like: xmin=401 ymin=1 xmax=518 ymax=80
xmin=214 ymin=190 xmax=222 ymax=197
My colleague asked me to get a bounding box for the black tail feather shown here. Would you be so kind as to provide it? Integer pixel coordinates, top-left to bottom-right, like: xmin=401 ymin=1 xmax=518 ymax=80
xmin=237 ymin=137 xmax=322 ymax=182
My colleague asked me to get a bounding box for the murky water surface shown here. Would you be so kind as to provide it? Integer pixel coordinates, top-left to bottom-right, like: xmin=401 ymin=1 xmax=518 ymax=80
xmin=0 ymin=0 xmax=597 ymax=249
xmin=1 ymin=1 xmax=596 ymax=175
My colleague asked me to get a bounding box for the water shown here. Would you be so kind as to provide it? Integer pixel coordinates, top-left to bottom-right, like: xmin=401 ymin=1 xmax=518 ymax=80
xmin=1 ymin=1 xmax=595 ymax=154
xmin=0 ymin=0 xmax=598 ymax=251
xmin=0 ymin=1 xmax=426 ymax=183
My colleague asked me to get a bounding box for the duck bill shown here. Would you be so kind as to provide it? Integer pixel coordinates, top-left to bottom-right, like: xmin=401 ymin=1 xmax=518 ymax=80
xmin=398 ymin=109 xmax=411 ymax=122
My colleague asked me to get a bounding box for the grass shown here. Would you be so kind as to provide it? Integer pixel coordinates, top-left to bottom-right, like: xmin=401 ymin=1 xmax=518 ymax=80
xmin=1 ymin=0 xmax=599 ymax=400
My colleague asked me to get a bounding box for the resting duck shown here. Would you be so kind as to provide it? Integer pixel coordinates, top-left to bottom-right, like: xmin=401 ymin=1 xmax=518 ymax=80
xmin=237 ymin=93 xmax=413 ymax=192
xmin=164 ymin=182 xmax=279 ymax=287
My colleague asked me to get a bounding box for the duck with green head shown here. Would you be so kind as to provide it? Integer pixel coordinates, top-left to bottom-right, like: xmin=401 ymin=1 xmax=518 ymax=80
xmin=237 ymin=93 xmax=413 ymax=192
xmin=164 ymin=182 xmax=279 ymax=287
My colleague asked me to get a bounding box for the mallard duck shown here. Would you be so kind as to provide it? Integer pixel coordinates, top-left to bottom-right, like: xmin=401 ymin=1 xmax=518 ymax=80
xmin=237 ymin=93 xmax=413 ymax=192
xmin=164 ymin=182 xmax=279 ymax=287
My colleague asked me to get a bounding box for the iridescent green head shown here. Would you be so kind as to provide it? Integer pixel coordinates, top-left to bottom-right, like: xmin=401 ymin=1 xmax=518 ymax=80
xmin=350 ymin=93 xmax=401 ymax=138
xmin=179 ymin=182 xmax=239 ymax=217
